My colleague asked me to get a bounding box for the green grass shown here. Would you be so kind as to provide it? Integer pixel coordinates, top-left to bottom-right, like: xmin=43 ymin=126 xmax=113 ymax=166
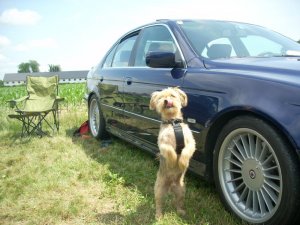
xmin=0 ymin=85 xmax=246 ymax=225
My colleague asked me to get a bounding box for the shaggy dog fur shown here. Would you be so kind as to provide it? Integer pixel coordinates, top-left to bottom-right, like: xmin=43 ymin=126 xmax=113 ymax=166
xmin=150 ymin=87 xmax=196 ymax=219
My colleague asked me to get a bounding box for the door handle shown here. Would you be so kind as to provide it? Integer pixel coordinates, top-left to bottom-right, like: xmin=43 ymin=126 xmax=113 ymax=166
xmin=125 ymin=77 xmax=132 ymax=85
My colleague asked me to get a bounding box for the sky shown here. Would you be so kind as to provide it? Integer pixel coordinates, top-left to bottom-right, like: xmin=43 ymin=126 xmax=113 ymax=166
xmin=0 ymin=0 xmax=300 ymax=80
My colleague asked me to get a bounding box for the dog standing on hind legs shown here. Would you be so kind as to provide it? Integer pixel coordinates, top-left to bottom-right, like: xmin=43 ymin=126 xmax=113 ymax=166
xmin=150 ymin=87 xmax=196 ymax=219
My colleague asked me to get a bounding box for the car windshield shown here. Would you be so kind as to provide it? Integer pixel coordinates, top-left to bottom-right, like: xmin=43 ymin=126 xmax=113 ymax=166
xmin=178 ymin=20 xmax=300 ymax=59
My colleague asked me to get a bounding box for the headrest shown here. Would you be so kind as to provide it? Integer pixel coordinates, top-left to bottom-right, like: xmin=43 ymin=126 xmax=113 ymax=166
xmin=207 ymin=44 xmax=232 ymax=59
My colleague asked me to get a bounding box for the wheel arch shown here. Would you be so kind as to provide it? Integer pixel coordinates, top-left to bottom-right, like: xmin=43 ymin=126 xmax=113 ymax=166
xmin=87 ymin=91 xmax=100 ymax=107
xmin=204 ymin=107 xmax=299 ymax=182
xmin=88 ymin=91 xmax=107 ymax=140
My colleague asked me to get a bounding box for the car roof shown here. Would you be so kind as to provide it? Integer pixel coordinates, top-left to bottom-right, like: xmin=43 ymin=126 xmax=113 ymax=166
xmin=130 ymin=19 xmax=259 ymax=31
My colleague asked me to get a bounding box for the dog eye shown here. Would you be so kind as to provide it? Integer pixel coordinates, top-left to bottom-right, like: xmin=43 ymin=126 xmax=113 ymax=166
xmin=171 ymin=94 xmax=175 ymax=98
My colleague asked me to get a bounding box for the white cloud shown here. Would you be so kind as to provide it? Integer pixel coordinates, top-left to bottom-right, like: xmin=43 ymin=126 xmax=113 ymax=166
xmin=0 ymin=8 xmax=41 ymax=25
xmin=0 ymin=58 xmax=15 ymax=80
xmin=14 ymin=38 xmax=58 ymax=51
xmin=0 ymin=53 xmax=7 ymax=61
xmin=0 ymin=35 xmax=11 ymax=47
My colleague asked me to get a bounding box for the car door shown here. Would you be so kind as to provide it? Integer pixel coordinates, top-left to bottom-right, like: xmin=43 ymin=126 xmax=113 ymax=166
xmin=99 ymin=32 xmax=139 ymax=131
xmin=122 ymin=25 xmax=185 ymax=151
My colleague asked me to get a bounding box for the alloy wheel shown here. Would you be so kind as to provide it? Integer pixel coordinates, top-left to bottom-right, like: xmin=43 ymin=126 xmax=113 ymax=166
xmin=89 ymin=98 xmax=100 ymax=137
xmin=218 ymin=128 xmax=282 ymax=223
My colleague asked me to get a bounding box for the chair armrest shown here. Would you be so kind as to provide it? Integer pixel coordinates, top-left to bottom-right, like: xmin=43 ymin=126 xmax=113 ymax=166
xmin=6 ymin=96 xmax=28 ymax=108
xmin=55 ymin=96 xmax=65 ymax=102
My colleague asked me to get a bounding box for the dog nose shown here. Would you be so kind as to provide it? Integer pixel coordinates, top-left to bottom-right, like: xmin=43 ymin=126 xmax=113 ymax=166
xmin=164 ymin=99 xmax=173 ymax=108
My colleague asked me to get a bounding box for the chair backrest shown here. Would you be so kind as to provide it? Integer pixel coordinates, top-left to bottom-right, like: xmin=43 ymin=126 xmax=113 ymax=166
xmin=207 ymin=44 xmax=232 ymax=59
xmin=23 ymin=75 xmax=59 ymax=112
xmin=26 ymin=75 xmax=58 ymax=99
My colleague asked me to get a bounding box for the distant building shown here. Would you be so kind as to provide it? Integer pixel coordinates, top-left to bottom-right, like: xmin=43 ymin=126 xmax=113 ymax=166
xmin=3 ymin=70 xmax=89 ymax=86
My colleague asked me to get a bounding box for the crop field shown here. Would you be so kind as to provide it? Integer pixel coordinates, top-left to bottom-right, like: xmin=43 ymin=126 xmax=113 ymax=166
xmin=0 ymin=83 xmax=86 ymax=108
xmin=0 ymin=83 xmax=244 ymax=225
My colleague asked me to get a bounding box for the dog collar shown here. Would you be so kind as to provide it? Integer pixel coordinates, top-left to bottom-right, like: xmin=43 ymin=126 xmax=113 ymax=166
xmin=161 ymin=119 xmax=185 ymax=154
xmin=161 ymin=119 xmax=183 ymax=125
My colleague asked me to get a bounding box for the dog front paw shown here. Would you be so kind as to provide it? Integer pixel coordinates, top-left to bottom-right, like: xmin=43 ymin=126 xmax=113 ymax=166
xmin=178 ymin=154 xmax=189 ymax=171
xmin=165 ymin=150 xmax=177 ymax=168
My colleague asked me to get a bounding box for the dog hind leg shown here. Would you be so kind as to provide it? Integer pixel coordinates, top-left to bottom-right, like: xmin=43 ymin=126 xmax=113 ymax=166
xmin=171 ymin=176 xmax=186 ymax=216
xmin=154 ymin=175 xmax=168 ymax=219
xmin=174 ymin=184 xmax=186 ymax=216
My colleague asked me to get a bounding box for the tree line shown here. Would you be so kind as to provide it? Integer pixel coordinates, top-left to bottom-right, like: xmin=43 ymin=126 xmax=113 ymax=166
xmin=18 ymin=60 xmax=61 ymax=73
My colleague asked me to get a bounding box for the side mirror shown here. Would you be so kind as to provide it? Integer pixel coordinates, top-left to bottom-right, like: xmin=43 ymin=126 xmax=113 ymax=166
xmin=146 ymin=52 xmax=182 ymax=68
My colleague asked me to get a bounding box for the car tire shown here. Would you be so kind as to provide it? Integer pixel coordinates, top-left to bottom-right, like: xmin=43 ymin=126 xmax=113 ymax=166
xmin=88 ymin=95 xmax=106 ymax=139
xmin=213 ymin=116 xmax=300 ymax=225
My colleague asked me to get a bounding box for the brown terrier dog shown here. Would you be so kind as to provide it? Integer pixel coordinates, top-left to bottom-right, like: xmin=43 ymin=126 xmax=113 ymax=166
xmin=150 ymin=87 xmax=196 ymax=219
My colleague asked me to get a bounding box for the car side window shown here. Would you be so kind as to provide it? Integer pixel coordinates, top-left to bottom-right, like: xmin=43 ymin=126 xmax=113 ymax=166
xmin=112 ymin=35 xmax=137 ymax=67
xmin=102 ymin=45 xmax=117 ymax=68
xmin=134 ymin=25 xmax=181 ymax=67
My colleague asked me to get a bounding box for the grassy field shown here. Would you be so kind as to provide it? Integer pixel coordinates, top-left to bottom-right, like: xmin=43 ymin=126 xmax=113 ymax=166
xmin=0 ymin=84 xmax=245 ymax=225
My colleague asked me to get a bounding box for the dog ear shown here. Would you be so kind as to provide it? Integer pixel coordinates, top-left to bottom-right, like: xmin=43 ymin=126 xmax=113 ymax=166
xmin=173 ymin=87 xmax=188 ymax=107
xmin=149 ymin=91 xmax=160 ymax=110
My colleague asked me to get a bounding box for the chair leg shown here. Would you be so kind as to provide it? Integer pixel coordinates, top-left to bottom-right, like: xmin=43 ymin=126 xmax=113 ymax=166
xmin=32 ymin=113 xmax=49 ymax=137
xmin=52 ymin=110 xmax=59 ymax=132
xmin=25 ymin=116 xmax=32 ymax=136
xmin=12 ymin=110 xmax=60 ymax=137
xmin=18 ymin=114 xmax=32 ymax=137
xmin=42 ymin=113 xmax=55 ymax=133
xmin=20 ymin=117 xmax=27 ymax=137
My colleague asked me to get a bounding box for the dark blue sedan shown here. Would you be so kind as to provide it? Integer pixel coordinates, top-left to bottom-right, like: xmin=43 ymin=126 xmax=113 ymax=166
xmin=86 ymin=19 xmax=300 ymax=225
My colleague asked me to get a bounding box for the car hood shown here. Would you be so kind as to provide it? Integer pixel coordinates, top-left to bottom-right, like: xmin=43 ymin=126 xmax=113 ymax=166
xmin=203 ymin=57 xmax=300 ymax=85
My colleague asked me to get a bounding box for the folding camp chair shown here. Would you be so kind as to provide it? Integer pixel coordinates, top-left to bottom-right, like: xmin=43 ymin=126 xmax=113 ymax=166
xmin=7 ymin=75 xmax=64 ymax=137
